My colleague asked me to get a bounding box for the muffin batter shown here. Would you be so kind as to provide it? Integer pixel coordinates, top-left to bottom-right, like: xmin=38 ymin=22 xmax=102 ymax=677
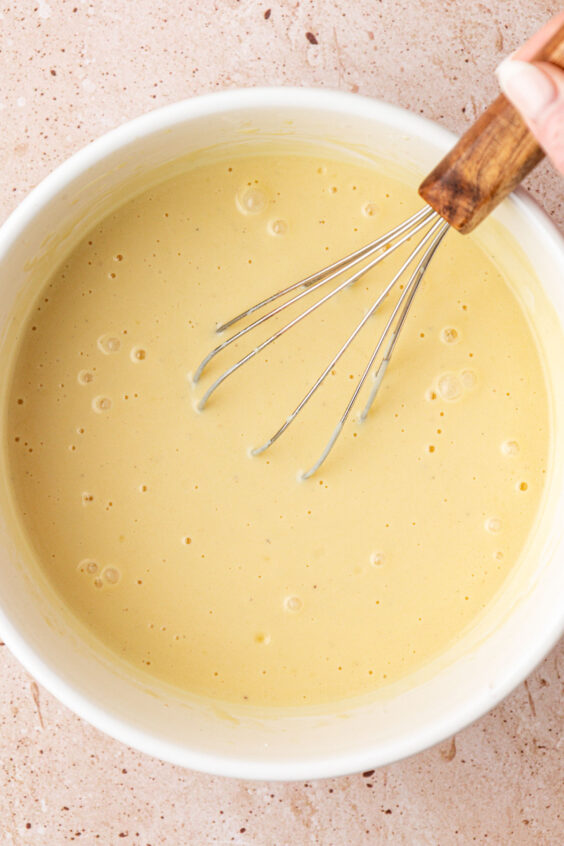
xmin=3 ymin=146 xmax=549 ymax=706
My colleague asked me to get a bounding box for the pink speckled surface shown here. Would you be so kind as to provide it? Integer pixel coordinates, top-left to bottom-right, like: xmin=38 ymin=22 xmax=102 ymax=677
xmin=1 ymin=1 xmax=563 ymax=843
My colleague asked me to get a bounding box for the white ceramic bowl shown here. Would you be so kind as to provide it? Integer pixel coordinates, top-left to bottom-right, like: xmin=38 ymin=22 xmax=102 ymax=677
xmin=0 ymin=88 xmax=563 ymax=781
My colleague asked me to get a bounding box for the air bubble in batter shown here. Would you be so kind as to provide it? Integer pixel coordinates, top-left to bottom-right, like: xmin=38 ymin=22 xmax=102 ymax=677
xmin=130 ymin=347 xmax=146 ymax=362
xmin=370 ymin=552 xmax=385 ymax=567
xmin=78 ymin=370 xmax=94 ymax=386
xmin=501 ymin=439 xmax=520 ymax=456
xmin=92 ymin=396 xmax=112 ymax=413
xmin=284 ymin=595 xmax=303 ymax=613
xmin=103 ymin=567 xmax=121 ymax=585
xmin=236 ymin=186 xmax=267 ymax=215
xmin=437 ymin=373 xmax=462 ymax=401
xmin=268 ymin=219 xmax=288 ymax=236
xmin=97 ymin=335 xmax=121 ymax=354
xmin=440 ymin=327 xmax=459 ymax=344
xmin=460 ymin=369 xmax=477 ymax=389
xmin=485 ymin=517 xmax=502 ymax=534
xmin=79 ymin=559 xmax=99 ymax=575
xmin=362 ymin=202 xmax=379 ymax=217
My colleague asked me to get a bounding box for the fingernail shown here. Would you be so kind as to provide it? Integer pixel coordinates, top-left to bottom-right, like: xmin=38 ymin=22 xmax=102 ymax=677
xmin=496 ymin=59 xmax=557 ymax=120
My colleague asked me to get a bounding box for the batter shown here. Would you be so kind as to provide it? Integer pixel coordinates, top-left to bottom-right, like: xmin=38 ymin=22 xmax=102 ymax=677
xmin=3 ymin=146 xmax=549 ymax=706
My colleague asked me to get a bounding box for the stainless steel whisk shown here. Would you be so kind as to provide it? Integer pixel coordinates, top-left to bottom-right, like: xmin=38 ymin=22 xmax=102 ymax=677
xmin=194 ymin=207 xmax=447 ymax=478
xmin=193 ymin=27 xmax=564 ymax=478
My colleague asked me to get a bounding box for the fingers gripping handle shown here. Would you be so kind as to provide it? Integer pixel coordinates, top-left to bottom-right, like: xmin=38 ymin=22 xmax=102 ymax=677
xmin=418 ymin=23 xmax=564 ymax=234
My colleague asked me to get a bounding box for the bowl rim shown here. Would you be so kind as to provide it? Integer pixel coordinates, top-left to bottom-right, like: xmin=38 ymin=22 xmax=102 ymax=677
xmin=0 ymin=85 xmax=563 ymax=781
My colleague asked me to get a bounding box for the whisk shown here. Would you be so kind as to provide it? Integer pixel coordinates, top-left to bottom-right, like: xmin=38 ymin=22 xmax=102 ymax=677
xmin=194 ymin=26 xmax=564 ymax=479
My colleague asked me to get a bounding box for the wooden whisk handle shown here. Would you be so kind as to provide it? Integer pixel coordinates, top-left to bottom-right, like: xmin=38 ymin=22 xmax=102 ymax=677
xmin=418 ymin=23 xmax=564 ymax=233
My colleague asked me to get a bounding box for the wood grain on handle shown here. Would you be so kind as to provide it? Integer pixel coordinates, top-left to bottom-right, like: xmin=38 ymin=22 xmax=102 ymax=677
xmin=418 ymin=23 xmax=564 ymax=233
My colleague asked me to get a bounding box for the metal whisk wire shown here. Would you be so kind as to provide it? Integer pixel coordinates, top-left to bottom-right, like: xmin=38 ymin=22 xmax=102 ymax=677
xmin=252 ymin=215 xmax=447 ymax=465
xmin=192 ymin=206 xmax=435 ymax=392
xmin=300 ymin=217 xmax=448 ymax=479
xmin=193 ymin=206 xmax=448 ymax=478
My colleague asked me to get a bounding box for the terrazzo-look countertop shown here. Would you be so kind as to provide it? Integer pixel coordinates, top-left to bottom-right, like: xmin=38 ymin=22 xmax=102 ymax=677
xmin=1 ymin=1 xmax=563 ymax=843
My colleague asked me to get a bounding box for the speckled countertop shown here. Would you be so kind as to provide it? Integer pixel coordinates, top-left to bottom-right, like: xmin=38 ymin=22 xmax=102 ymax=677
xmin=1 ymin=1 xmax=563 ymax=844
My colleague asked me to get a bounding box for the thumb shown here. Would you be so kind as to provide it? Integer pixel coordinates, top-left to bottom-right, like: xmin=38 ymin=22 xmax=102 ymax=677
xmin=496 ymin=58 xmax=564 ymax=174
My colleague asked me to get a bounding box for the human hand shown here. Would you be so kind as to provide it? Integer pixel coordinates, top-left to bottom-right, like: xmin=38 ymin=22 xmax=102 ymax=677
xmin=496 ymin=11 xmax=564 ymax=174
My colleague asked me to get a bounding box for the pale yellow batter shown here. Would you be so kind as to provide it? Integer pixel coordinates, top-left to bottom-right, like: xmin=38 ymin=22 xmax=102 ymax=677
xmin=3 ymin=146 xmax=549 ymax=706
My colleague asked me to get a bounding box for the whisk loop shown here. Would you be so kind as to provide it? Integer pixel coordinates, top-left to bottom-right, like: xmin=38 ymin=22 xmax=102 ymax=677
xmin=193 ymin=206 xmax=448 ymax=477
xmin=192 ymin=206 xmax=434 ymax=391
xmin=301 ymin=217 xmax=448 ymax=479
